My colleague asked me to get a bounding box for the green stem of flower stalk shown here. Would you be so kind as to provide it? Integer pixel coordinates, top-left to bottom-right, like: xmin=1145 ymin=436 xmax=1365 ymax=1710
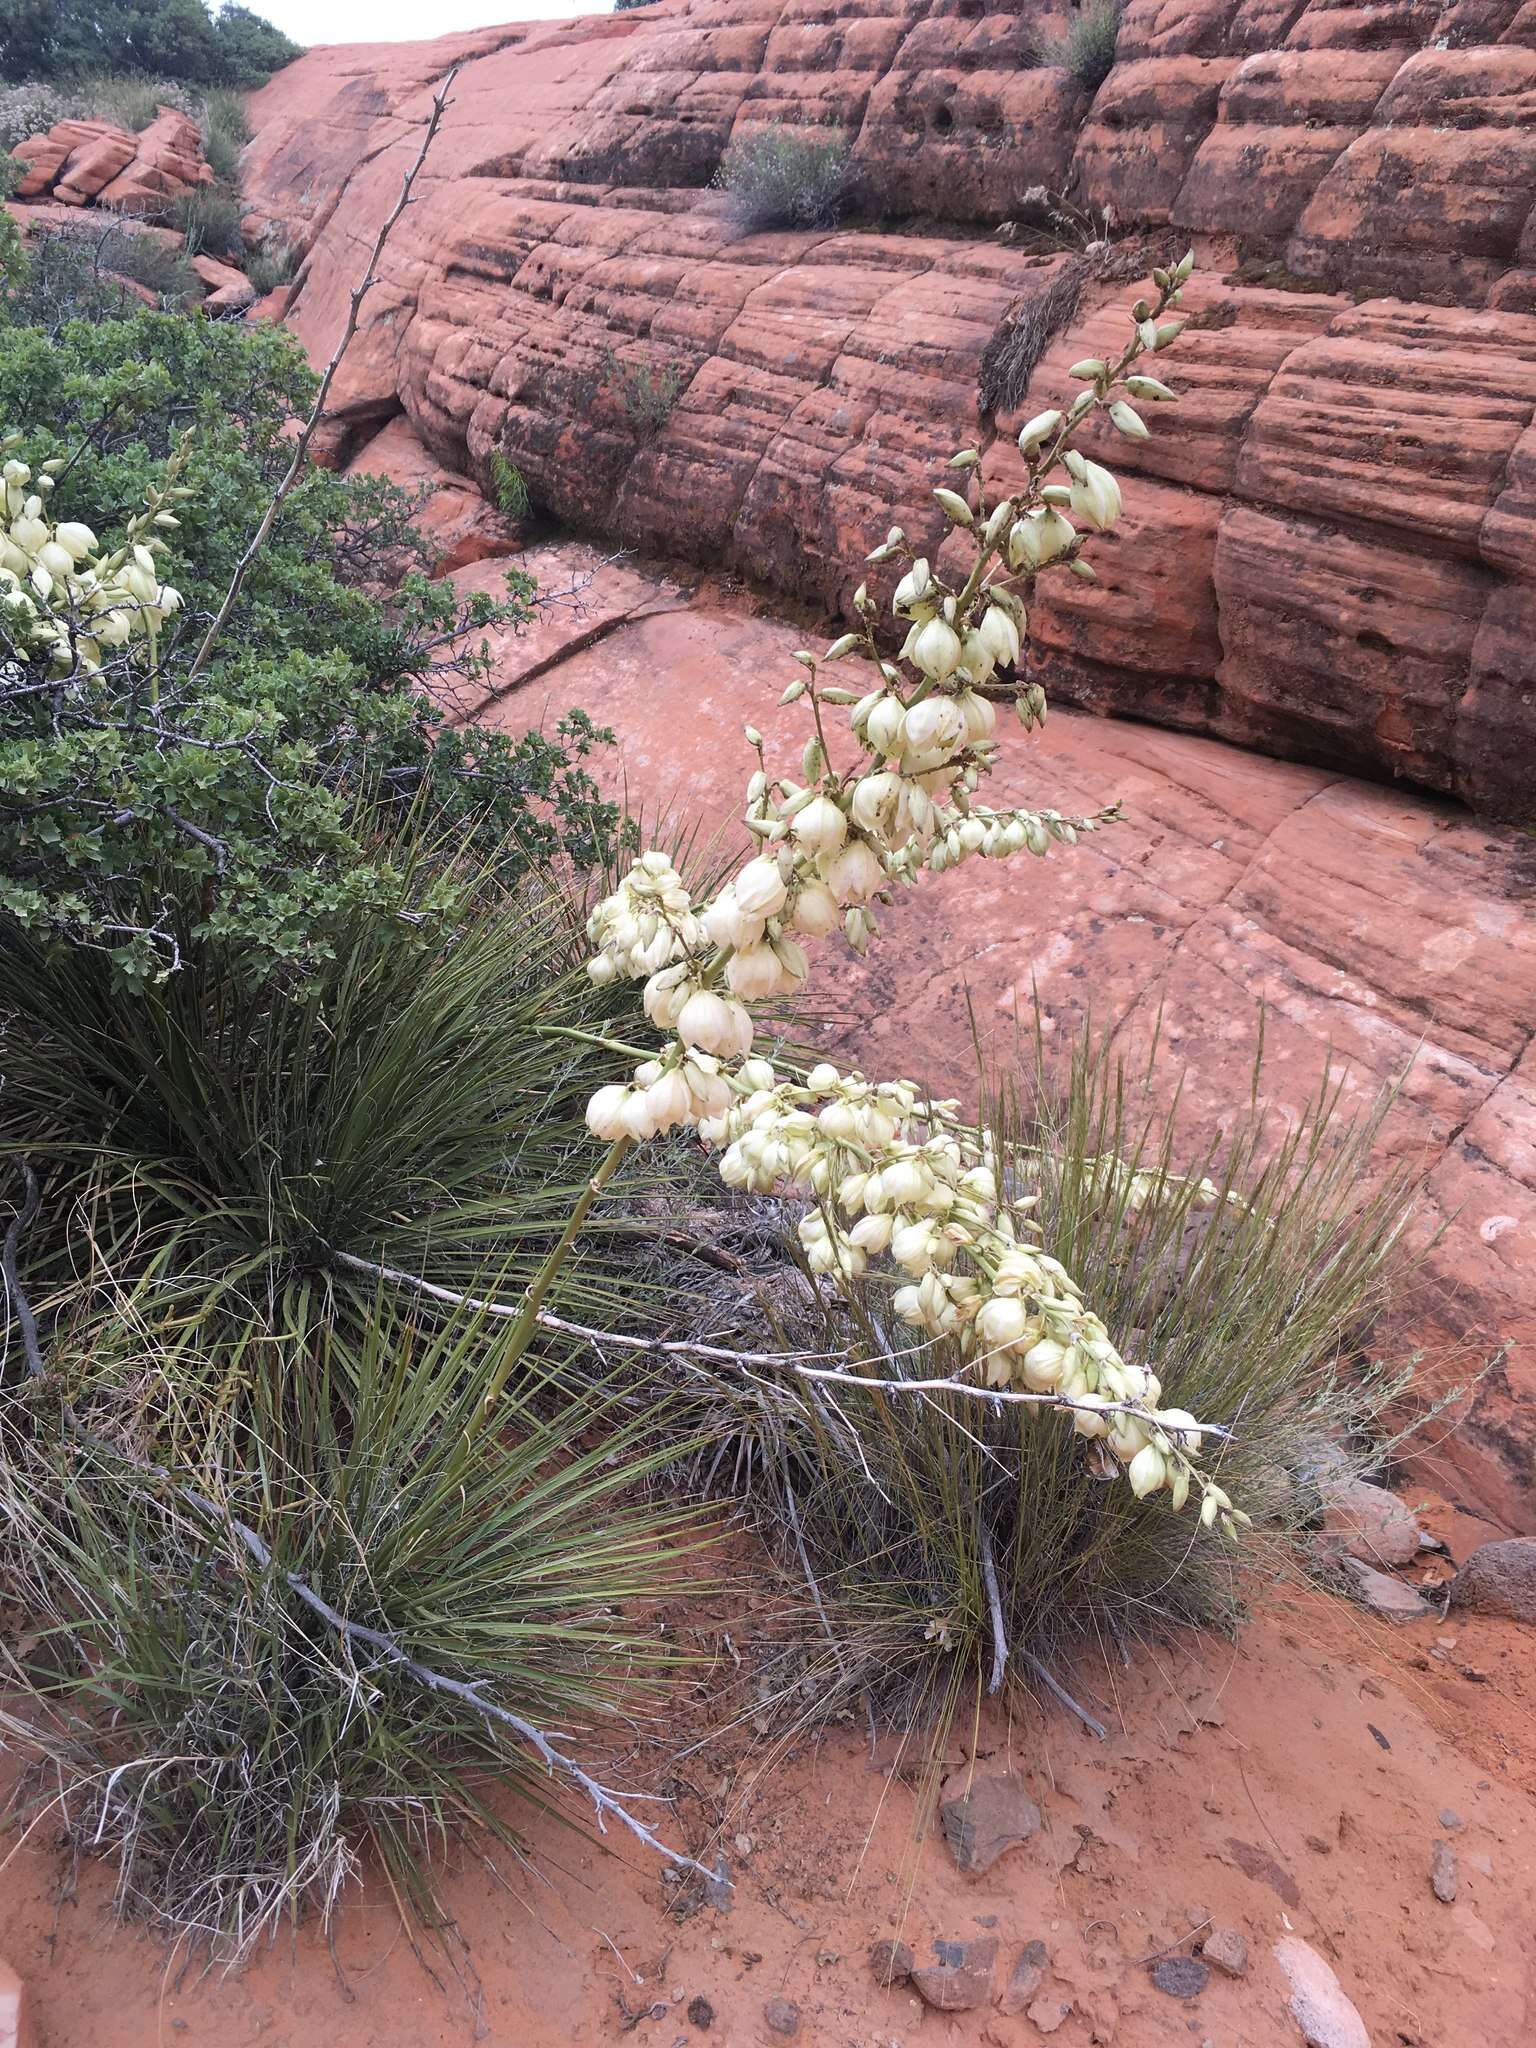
xmin=460 ymin=1134 xmax=632 ymax=1448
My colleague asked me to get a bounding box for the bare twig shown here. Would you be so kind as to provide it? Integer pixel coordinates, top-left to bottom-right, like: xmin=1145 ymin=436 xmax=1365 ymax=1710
xmin=977 ymin=1520 xmax=1009 ymax=1696
xmin=186 ymin=68 xmax=459 ymax=682
xmin=165 ymin=1478 xmax=718 ymax=1881
xmin=329 ymin=1248 xmax=1235 ymax=1441
xmin=1019 ymin=1649 xmax=1107 ymax=1741
xmin=1 ymin=1160 xmax=43 ymax=1379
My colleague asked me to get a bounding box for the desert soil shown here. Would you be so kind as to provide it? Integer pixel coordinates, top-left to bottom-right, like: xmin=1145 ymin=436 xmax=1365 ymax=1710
xmin=2 ymin=1490 xmax=1533 ymax=2047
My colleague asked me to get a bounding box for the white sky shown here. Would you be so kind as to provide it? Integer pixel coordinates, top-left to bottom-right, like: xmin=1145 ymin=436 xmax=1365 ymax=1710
xmin=255 ymin=0 xmax=612 ymax=47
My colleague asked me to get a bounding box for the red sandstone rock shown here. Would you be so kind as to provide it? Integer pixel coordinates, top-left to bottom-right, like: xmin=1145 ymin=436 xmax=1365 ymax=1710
xmin=233 ymin=8 xmax=1536 ymax=814
xmin=1176 ymin=48 xmax=1400 ymax=247
xmin=1070 ymin=57 xmax=1239 ymax=226
xmin=344 ymin=413 xmax=522 ymax=576
xmin=53 ymin=128 xmax=137 ymax=206
xmin=9 ymin=108 xmax=214 ymax=216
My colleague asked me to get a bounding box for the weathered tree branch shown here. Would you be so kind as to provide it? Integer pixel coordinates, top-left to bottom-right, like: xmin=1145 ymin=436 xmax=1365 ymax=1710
xmin=187 ymin=67 xmax=460 ymax=681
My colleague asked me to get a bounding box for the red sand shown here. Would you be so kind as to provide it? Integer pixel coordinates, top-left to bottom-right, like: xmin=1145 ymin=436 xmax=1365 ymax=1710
xmin=3 ymin=1497 xmax=1532 ymax=2046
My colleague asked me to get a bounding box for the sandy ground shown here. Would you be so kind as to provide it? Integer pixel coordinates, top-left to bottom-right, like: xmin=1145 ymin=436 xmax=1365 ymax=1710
xmin=2 ymin=1493 xmax=1532 ymax=2048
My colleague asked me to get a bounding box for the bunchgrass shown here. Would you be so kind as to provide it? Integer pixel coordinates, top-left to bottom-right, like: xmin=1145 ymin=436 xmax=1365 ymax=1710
xmin=1044 ymin=2 xmax=1122 ymax=91
xmin=0 ymin=1297 xmax=704 ymax=1959
xmin=680 ymin=1029 xmax=1422 ymax=1731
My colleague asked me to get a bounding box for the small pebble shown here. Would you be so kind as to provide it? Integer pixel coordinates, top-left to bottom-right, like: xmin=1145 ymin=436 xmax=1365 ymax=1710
xmin=1202 ymin=1927 xmax=1249 ymax=1979
xmin=1153 ymin=1956 xmax=1210 ymax=2000
xmin=1439 ymin=1808 xmax=1464 ymax=1831
xmin=763 ymin=1996 xmax=801 ymax=2039
xmin=1430 ymin=1839 xmax=1458 ymax=1904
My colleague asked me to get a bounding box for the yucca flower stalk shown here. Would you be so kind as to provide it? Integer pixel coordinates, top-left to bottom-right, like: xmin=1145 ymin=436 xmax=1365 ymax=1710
xmin=574 ymin=257 xmax=1248 ymax=1529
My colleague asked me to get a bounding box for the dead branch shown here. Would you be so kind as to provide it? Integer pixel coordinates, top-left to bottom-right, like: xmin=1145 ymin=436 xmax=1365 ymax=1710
xmin=187 ymin=67 xmax=459 ymax=681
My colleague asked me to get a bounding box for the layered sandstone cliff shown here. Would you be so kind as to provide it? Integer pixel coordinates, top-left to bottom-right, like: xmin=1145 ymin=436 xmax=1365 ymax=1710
xmin=242 ymin=0 xmax=1536 ymax=816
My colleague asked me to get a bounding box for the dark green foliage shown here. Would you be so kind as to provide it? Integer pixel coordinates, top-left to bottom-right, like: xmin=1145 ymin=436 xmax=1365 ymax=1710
xmin=242 ymin=236 xmax=294 ymax=296
xmin=0 ymin=309 xmax=628 ymax=983
xmin=172 ymin=180 xmax=244 ymax=258
xmin=0 ymin=0 xmax=299 ymax=91
xmin=712 ymin=124 xmax=850 ymax=231
xmin=489 ymin=447 xmax=532 ymax=520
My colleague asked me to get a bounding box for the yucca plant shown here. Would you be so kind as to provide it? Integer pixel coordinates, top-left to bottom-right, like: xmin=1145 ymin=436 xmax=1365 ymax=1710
xmin=0 ymin=851 xmax=689 ymax=1437
xmin=0 ymin=1294 xmax=705 ymax=1959
xmin=674 ymin=1032 xmax=1423 ymax=1731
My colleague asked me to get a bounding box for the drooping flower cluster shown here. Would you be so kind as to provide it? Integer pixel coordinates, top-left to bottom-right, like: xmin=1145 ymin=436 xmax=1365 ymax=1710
xmin=582 ymin=256 xmax=1246 ymax=1530
xmin=0 ymin=430 xmax=187 ymax=678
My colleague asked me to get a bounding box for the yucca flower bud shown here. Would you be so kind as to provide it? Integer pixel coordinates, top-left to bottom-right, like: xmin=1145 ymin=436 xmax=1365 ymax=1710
xmin=909 ymin=615 xmax=963 ymax=682
xmin=1017 ymin=408 xmax=1062 ymax=456
xmin=735 ymin=857 xmax=788 ymax=919
xmin=727 ymin=942 xmax=788 ymax=1000
xmin=586 ymin=1084 xmax=633 ymax=1141
xmin=1127 ymin=1443 xmax=1167 ymax=1498
xmin=790 ymin=794 xmax=848 ymax=858
xmin=1108 ymin=401 xmax=1149 ymax=441
xmin=934 ymin=487 xmax=974 ymax=527
xmin=677 ymin=989 xmax=754 ymax=1060
xmin=1067 ymin=459 xmax=1121 ymax=532
xmin=788 ymin=878 xmax=841 ymax=936
xmin=823 ymin=839 xmax=885 ymax=903
xmin=892 ymin=558 xmax=932 ymax=615
xmin=977 ymin=604 xmax=1020 ymax=667
xmin=1008 ymin=508 xmax=1075 ymax=570
xmin=866 ymin=694 xmax=906 ymax=757
xmin=1068 ymin=358 xmax=1106 ymax=381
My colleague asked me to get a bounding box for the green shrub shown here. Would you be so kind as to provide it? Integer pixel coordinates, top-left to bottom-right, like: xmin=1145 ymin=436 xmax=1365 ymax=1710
xmin=0 ymin=82 xmax=69 ymax=152
xmin=198 ymin=87 xmax=249 ymax=185
xmin=693 ymin=1040 xmax=1417 ymax=1729
xmin=0 ymin=309 xmax=628 ymax=984
xmin=0 ymin=0 xmax=298 ymax=91
xmin=173 ymin=180 xmax=243 ymax=258
xmin=489 ymin=447 xmax=533 ymax=520
xmin=603 ymin=348 xmax=688 ymax=436
xmin=712 ymin=124 xmax=850 ymax=231
xmin=243 ymin=233 xmax=295 ymax=297
xmin=1045 ymin=2 xmax=1121 ymax=90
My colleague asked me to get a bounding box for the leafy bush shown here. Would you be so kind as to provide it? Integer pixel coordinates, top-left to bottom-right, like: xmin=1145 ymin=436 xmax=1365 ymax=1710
xmin=243 ymin=231 xmax=295 ymax=297
xmin=1045 ymin=1 xmax=1122 ymax=90
xmin=198 ymin=86 xmax=249 ymax=184
xmin=712 ymin=124 xmax=850 ymax=231
xmin=0 ymin=0 xmax=298 ymax=91
xmin=603 ymin=348 xmax=688 ymax=436
xmin=0 ymin=309 xmax=627 ymax=983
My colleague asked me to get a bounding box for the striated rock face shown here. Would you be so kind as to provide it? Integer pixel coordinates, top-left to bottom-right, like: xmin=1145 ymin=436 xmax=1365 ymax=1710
xmin=241 ymin=0 xmax=1536 ymax=817
xmin=10 ymin=109 xmax=213 ymax=214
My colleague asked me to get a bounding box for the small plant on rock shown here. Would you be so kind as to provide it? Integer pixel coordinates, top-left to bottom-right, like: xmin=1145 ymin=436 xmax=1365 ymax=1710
xmin=1044 ymin=1 xmax=1122 ymax=91
xmin=713 ymin=123 xmax=850 ymax=232
xmin=489 ymin=447 xmax=533 ymax=519
xmin=604 ymin=349 xmax=688 ymax=437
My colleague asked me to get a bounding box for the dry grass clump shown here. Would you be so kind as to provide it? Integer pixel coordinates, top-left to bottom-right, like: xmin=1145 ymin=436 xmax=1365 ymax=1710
xmin=665 ymin=1034 xmax=1420 ymax=1733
